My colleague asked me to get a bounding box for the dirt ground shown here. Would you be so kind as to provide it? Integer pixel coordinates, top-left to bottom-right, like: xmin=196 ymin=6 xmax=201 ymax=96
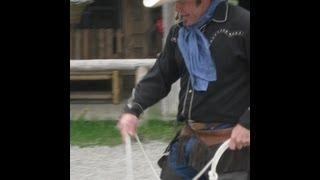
xmin=70 ymin=140 xmax=168 ymax=180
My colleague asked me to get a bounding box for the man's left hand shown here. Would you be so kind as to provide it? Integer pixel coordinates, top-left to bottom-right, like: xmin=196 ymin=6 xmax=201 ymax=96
xmin=229 ymin=124 xmax=250 ymax=150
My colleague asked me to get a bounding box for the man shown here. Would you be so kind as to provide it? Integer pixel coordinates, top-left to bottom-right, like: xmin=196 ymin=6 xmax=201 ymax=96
xmin=118 ymin=0 xmax=250 ymax=179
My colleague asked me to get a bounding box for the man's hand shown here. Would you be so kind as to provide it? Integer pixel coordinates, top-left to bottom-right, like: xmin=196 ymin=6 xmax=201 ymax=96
xmin=117 ymin=113 xmax=139 ymax=141
xmin=229 ymin=124 xmax=250 ymax=150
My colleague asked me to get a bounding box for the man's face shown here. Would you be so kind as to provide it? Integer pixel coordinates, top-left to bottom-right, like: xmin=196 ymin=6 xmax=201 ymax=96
xmin=175 ymin=0 xmax=211 ymax=26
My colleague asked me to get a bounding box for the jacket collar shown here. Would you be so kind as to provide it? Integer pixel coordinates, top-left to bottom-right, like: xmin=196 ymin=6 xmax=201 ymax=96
xmin=211 ymin=0 xmax=229 ymax=23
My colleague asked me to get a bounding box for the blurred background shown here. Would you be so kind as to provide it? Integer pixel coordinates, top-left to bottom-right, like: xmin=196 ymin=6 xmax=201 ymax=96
xmin=70 ymin=0 xmax=167 ymax=121
xmin=70 ymin=0 xmax=249 ymax=179
xmin=70 ymin=0 xmax=249 ymax=121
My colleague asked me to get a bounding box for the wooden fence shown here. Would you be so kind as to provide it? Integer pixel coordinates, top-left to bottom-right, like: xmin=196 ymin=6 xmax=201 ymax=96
xmin=70 ymin=59 xmax=156 ymax=104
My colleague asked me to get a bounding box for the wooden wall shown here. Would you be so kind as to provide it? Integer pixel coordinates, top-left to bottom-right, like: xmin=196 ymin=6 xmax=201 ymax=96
xmin=70 ymin=28 xmax=123 ymax=59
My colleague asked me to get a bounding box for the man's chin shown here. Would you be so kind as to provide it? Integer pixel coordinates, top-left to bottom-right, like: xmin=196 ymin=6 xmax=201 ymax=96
xmin=182 ymin=20 xmax=191 ymax=26
xmin=181 ymin=18 xmax=197 ymax=26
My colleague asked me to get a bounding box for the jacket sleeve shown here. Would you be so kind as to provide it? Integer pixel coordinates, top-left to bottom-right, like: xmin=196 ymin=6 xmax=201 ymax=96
xmin=239 ymin=22 xmax=250 ymax=130
xmin=123 ymin=26 xmax=180 ymax=118
xmin=239 ymin=107 xmax=250 ymax=129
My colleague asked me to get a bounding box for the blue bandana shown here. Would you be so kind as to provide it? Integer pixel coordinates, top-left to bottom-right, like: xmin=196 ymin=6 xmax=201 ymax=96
xmin=177 ymin=0 xmax=224 ymax=91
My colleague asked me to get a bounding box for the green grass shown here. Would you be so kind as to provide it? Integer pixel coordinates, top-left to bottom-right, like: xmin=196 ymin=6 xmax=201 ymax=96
xmin=70 ymin=120 xmax=122 ymax=147
xmin=138 ymin=119 xmax=182 ymax=141
xmin=229 ymin=0 xmax=239 ymax=5
xmin=70 ymin=119 xmax=183 ymax=147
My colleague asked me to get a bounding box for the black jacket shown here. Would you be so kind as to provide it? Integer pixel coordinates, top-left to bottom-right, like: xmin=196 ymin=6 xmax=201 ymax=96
xmin=123 ymin=2 xmax=250 ymax=129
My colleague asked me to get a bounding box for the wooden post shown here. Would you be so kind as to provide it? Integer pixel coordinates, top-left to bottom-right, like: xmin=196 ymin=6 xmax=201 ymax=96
xmin=161 ymin=3 xmax=179 ymax=118
xmin=112 ymin=70 xmax=120 ymax=104
xmin=134 ymin=66 xmax=149 ymax=118
xmin=135 ymin=66 xmax=149 ymax=85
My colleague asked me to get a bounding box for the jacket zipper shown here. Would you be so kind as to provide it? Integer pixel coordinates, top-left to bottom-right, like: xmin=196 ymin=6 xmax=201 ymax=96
xmin=188 ymin=87 xmax=194 ymax=120
xmin=181 ymin=78 xmax=190 ymax=116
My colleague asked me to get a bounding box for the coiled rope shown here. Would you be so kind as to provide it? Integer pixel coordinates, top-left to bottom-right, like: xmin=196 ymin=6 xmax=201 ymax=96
xmin=125 ymin=134 xmax=230 ymax=180
xmin=192 ymin=139 xmax=231 ymax=180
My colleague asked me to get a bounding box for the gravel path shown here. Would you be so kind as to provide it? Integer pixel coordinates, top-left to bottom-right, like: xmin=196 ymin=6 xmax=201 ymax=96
xmin=70 ymin=141 xmax=169 ymax=180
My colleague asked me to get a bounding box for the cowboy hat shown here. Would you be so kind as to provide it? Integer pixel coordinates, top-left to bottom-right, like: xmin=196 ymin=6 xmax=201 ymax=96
xmin=143 ymin=0 xmax=178 ymax=8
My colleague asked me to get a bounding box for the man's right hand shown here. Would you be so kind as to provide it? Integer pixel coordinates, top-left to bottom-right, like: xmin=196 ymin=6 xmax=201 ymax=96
xmin=117 ymin=113 xmax=139 ymax=141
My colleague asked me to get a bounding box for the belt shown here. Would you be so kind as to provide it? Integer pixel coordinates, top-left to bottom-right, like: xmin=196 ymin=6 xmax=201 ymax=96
xmin=180 ymin=120 xmax=234 ymax=146
xmin=187 ymin=120 xmax=234 ymax=131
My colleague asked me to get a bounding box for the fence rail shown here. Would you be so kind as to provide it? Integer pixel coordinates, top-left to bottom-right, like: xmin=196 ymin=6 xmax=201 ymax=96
xmin=70 ymin=59 xmax=156 ymax=104
xmin=70 ymin=59 xmax=156 ymax=71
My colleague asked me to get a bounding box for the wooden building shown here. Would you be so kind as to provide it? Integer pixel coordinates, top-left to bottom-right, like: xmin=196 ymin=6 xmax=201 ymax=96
xmin=70 ymin=0 xmax=163 ymax=104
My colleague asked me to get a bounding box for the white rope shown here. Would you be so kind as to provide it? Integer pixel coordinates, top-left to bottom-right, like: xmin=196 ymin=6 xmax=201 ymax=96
xmin=208 ymin=139 xmax=231 ymax=180
xmin=126 ymin=134 xmax=230 ymax=180
xmin=125 ymin=134 xmax=134 ymax=180
xmin=192 ymin=139 xmax=231 ymax=180
xmin=134 ymin=134 xmax=161 ymax=180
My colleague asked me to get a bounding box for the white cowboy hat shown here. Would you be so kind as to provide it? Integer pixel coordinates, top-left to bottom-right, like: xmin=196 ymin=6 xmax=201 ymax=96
xmin=143 ymin=0 xmax=178 ymax=8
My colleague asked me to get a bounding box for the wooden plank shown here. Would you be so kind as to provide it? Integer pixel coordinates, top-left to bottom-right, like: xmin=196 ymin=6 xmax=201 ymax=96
xmin=70 ymin=59 xmax=156 ymax=71
xmin=70 ymin=29 xmax=74 ymax=59
xmin=71 ymin=71 xmax=113 ymax=75
xmin=112 ymin=71 xmax=120 ymax=104
xmin=70 ymin=91 xmax=112 ymax=99
xmin=116 ymin=29 xmax=123 ymax=54
xmin=83 ymin=29 xmax=89 ymax=59
xmin=70 ymin=74 xmax=111 ymax=80
xmin=123 ymin=0 xmax=130 ymax=58
xmin=74 ymin=29 xmax=81 ymax=59
xmin=90 ymin=29 xmax=98 ymax=59
xmin=105 ymin=29 xmax=113 ymax=58
xmin=98 ymin=29 xmax=105 ymax=59
xmin=88 ymin=29 xmax=92 ymax=59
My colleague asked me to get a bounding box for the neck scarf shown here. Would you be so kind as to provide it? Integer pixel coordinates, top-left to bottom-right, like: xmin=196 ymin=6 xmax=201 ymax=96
xmin=177 ymin=0 xmax=224 ymax=91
